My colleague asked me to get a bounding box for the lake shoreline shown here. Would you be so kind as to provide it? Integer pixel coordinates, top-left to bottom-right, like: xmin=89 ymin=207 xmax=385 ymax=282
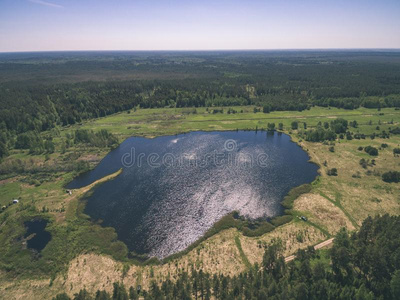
xmin=70 ymin=130 xmax=320 ymax=264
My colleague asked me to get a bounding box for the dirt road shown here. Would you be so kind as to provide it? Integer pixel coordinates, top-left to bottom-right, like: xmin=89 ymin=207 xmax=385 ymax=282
xmin=284 ymin=237 xmax=334 ymax=262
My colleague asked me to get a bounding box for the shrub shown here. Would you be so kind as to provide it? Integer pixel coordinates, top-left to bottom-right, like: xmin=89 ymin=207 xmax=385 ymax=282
xmin=281 ymin=184 xmax=312 ymax=209
xmin=74 ymin=129 xmax=118 ymax=148
xmin=327 ymin=168 xmax=338 ymax=176
xmin=263 ymin=104 xmax=271 ymax=113
xmin=390 ymin=127 xmax=400 ymax=134
xmin=382 ymin=171 xmax=400 ymax=183
xmin=270 ymin=215 xmax=293 ymax=227
xmin=304 ymin=128 xmax=336 ymax=142
xmin=267 ymin=123 xmax=275 ymax=131
xmin=330 ymin=118 xmax=348 ymax=134
xmin=364 ymin=146 xmax=379 ymax=156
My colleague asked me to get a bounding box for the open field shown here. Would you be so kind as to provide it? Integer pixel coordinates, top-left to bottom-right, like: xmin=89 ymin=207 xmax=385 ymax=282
xmin=78 ymin=106 xmax=400 ymax=138
xmin=0 ymin=106 xmax=399 ymax=298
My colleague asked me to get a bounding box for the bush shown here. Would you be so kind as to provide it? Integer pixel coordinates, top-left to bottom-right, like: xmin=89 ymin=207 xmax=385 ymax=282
xmin=390 ymin=127 xmax=400 ymax=134
xmin=364 ymin=146 xmax=379 ymax=156
xmin=330 ymin=118 xmax=348 ymax=134
xmin=263 ymin=104 xmax=271 ymax=113
xmin=270 ymin=215 xmax=293 ymax=226
xmin=74 ymin=129 xmax=118 ymax=148
xmin=327 ymin=168 xmax=338 ymax=176
xmin=304 ymin=128 xmax=336 ymax=142
xmin=282 ymin=184 xmax=312 ymax=209
xmin=382 ymin=171 xmax=400 ymax=183
xmin=267 ymin=123 xmax=275 ymax=131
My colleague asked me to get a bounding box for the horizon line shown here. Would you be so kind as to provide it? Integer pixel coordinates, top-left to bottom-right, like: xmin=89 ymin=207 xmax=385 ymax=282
xmin=1 ymin=48 xmax=400 ymax=54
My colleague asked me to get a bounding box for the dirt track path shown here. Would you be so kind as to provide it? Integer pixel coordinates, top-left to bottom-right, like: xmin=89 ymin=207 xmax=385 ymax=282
xmin=284 ymin=237 xmax=334 ymax=262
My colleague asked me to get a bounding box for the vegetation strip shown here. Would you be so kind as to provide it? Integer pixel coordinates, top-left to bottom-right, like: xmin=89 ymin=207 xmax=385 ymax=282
xmin=234 ymin=235 xmax=251 ymax=270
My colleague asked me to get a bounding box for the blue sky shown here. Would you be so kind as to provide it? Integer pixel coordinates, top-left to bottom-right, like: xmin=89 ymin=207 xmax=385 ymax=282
xmin=0 ymin=0 xmax=399 ymax=52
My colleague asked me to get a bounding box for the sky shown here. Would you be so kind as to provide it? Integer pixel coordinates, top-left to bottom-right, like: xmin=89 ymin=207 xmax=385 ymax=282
xmin=0 ymin=0 xmax=399 ymax=52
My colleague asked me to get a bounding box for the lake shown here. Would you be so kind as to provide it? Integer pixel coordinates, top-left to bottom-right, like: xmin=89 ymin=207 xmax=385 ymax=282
xmin=67 ymin=131 xmax=319 ymax=258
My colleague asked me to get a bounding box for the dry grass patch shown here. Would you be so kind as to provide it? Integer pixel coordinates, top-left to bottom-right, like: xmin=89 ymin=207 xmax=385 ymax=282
xmin=0 ymin=271 xmax=59 ymax=300
xmin=64 ymin=254 xmax=124 ymax=296
xmin=240 ymin=222 xmax=326 ymax=265
xmin=56 ymin=228 xmax=244 ymax=297
xmin=294 ymin=193 xmax=355 ymax=233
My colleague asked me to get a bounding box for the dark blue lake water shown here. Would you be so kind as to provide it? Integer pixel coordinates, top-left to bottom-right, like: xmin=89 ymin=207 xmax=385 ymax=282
xmin=67 ymin=131 xmax=318 ymax=258
xmin=24 ymin=219 xmax=51 ymax=252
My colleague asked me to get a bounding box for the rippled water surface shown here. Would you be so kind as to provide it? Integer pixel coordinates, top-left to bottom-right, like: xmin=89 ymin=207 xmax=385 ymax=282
xmin=67 ymin=131 xmax=318 ymax=258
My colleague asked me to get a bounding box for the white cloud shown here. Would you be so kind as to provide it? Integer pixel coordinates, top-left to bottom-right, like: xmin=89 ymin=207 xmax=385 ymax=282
xmin=28 ymin=0 xmax=63 ymax=9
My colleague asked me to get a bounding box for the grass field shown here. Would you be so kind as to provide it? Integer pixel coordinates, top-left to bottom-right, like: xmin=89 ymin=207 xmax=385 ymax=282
xmin=77 ymin=106 xmax=400 ymax=138
xmin=0 ymin=106 xmax=399 ymax=298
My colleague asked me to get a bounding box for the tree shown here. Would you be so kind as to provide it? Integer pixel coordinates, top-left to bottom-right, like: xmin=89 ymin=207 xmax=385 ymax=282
xmin=0 ymin=141 xmax=8 ymax=161
xmin=112 ymin=282 xmax=128 ymax=300
xmin=327 ymin=168 xmax=338 ymax=176
xmin=129 ymin=286 xmax=138 ymax=300
xmin=73 ymin=289 xmax=92 ymax=300
xmin=45 ymin=139 xmax=55 ymax=153
xmin=293 ymin=282 xmax=309 ymax=300
xmin=95 ymin=290 xmax=111 ymax=300
xmin=267 ymin=123 xmax=275 ymax=131
xmin=364 ymin=146 xmax=378 ymax=156
xmin=305 ymin=128 xmax=336 ymax=142
xmin=53 ymin=294 xmax=71 ymax=300
xmin=382 ymin=171 xmax=400 ymax=183
xmin=291 ymin=121 xmax=298 ymax=130
xmin=263 ymin=104 xmax=271 ymax=113
xmin=391 ymin=270 xmax=400 ymax=299
xmin=330 ymin=118 xmax=348 ymax=134
xmin=350 ymin=120 xmax=358 ymax=128
xmin=278 ymin=123 xmax=283 ymax=130
xmin=262 ymin=240 xmax=285 ymax=279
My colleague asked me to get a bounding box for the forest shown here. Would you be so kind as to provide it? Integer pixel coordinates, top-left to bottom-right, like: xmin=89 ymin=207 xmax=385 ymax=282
xmin=53 ymin=214 xmax=400 ymax=300
xmin=1 ymin=51 xmax=400 ymax=162
xmin=1 ymin=51 xmax=400 ymax=299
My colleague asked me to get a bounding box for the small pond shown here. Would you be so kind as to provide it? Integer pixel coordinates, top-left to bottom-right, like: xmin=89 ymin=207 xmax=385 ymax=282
xmin=24 ymin=219 xmax=51 ymax=252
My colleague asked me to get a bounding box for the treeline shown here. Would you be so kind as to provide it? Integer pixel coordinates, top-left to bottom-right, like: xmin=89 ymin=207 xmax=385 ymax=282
xmin=0 ymin=128 xmax=118 ymax=159
xmin=301 ymin=118 xmax=348 ymax=142
xmin=2 ymin=52 xmax=400 ymax=161
xmin=74 ymin=129 xmax=119 ymax=148
xmin=54 ymin=214 xmax=400 ymax=300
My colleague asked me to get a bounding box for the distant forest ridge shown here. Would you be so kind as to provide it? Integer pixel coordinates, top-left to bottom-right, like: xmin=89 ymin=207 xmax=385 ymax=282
xmin=0 ymin=51 xmax=400 ymax=160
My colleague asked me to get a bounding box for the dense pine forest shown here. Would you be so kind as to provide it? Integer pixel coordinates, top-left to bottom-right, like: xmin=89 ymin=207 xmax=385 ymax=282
xmin=1 ymin=51 xmax=400 ymax=162
xmin=53 ymin=214 xmax=400 ymax=300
